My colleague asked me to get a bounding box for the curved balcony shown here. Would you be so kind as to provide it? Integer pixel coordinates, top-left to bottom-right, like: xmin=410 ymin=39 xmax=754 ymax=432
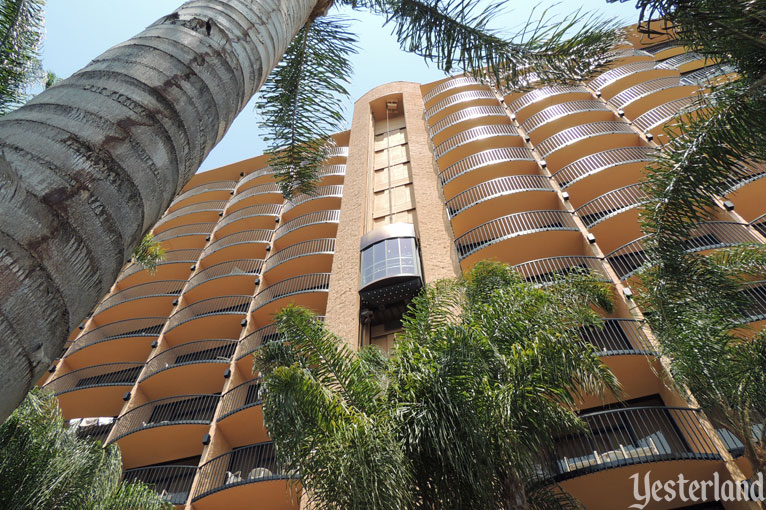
xmin=110 ymin=394 xmax=219 ymax=468
xmin=434 ymin=124 xmax=524 ymax=168
xmin=192 ymin=443 xmax=294 ymax=510
xmin=446 ymin=175 xmax=557 ymax=235
xmin=575 ymin=182 xmax=648 ymax=229
xmin=316 ymin=164 xmax=346 ymax=185
xmin=226 ymin=183 xmax=283 ymax=214
xmin=236 ymin=323 xmax=282 ymax=361
xmin=66 ymin=317 xmax=165 ymax=368
xmin=200 ymin=229 xmax=272 ymax=267
xmin=325 ymin=146 xmax=349 ymax=162
xmin=454 ymin=210 xmax=581 ymax=268
xmin=422 ymin=75 xmax=483 ymax=105
xmin=214 ymin=203 xmax=282 ymax=238
xmin=216 ymin=378 xmax=269 ymax=447
xmin=280 ymin=185 xmax=343 ymax=223
xmin=117 ymin=248 xmax=202 ymax=287
xmin=632 ymin=96 xmax=697 ymax=140
xmin=512 ymin=255 xmax=610 ymax=285
xmin=657 ymin=52 xmax=708 ymax=73
xmin=578 ymin=318 xmax=654 ymax=356
xmin=272 ymin=210 xmax=340 ymax=251
xmin=91 ymin=280 xmax=185 ymax=324
xmin=607 ymin=76 xmax=697 ymax=119
xmin=169 ymin=180 xmax=237 ymax=212
xmin=43 ymin=362 xmax=143 ymax=419
xmin=589 ymin=61 xmax=677 ymax=99
xmin=722 ymin=164 xmax=766 ymax=215
xmin=184 ymin=259 xmax=263 ymax=302
xmin=251 ymin=273 xmax=330 ymax=325
xmin=506 ymin=85 xmax=591 ymax=121
xmin=740 ymin=280 xmax=766 ymax=325
xmin=237 ymin=166 xmax=275 ymax=192
xmin=164 ymin=295 xmax=251 ymax=344
xmin=680 ymin=64 xmax=738 ymax=87
xmin=520 ymin=100 xmax=613 ymax=143
xmin=123 ymin=465 xmax=197 ymax=507
xmin=425 ymin=89 xmax=498 ymax=124
xmin=262 ymin=238 xmax=335 ymax=285
xmin=643 ymin=40 xmax=684 ymax=59
xmin=536 ymin=122 xmax=641 ymax=171
xmin=752 ymin=214 xmax=766 ymax=237
xmin=153 ymin=223 xmax=216 ymax=252
xmin=139 ymin=339 xmax=236 ymax=396
xmin=429 ymin=105 xmax=510 ymax=145
xmin=68 ymin=416 xmax=115 ymax=443
xmin=605 ymin=48 xmax=652 ymax=63
xmin=438 ymin=147 xmax=537 ymax=199
xmin=154 ymin=201 xmax=227 ymax=234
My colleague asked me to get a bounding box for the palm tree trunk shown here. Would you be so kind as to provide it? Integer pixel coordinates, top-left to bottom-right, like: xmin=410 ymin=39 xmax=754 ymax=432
xmin=502 ymin=474 xmax=530 ymax=510
xmin=0 ymin=0 xmax=318 ymax=421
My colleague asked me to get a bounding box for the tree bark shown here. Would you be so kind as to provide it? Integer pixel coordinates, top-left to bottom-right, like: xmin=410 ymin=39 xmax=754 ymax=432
xmin=502 ymin=474 xmax=530 ymax=510
xmin=0 ymin=0 xmax=318 ymax=421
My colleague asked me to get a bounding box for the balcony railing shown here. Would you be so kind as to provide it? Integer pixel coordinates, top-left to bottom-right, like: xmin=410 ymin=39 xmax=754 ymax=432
xmin=69 ymin=317 xmax=166 ymax=355
xmin=740 ymin=281 xmax=766 ymax=323
xmin=214 ymin=203 xmax=282 ymax=232
xmin=140 ymin=339 xmax=237 ymax=382
xmin=656 ymin=52 xmax=706 ymax=70
xmin=512 ymin=255 xmax=609 ymax=284
xmin=236 ymin=323 xmax=281 ymax=360
xmin=93 ymin=280 xmax=185 ymax=316
xmin=575 ymin=183 xmax=648 ymax=228
xmin=171 ymin=180 xmax=236 ymax=208
xmin=165 ymin=295 xmax=252 ymax=333
xmin=68 ymin=417 xmax=115 ymax=443
xmin=218 ymin=378 xmax=263 ymax=421
xmin=536 ymin=122 xmax=636 ymax=158
xmin=429 ymin=105 xmax=508 ymax=139
xmin=446 ymin=175 xmax=553 ymax=218
xmin=153 ymin=223 xmax=215 ymax=242
xmin=192 ymin=443 xmax=289 ymax=502
xmin=751 ymin=214 xmax=766 ymax=237
xmin=263 ymin=238 xmax=335 ymax=274
xmin=632 ymin=96 xmax=697 ymax=134
xmin=455 ymin=210 xmax=578 ymax=261
xmin=110 ymin=394 xmax=220 ymax=442
xmin=643 ymin=40 xmax=680 ymax=56
xmin=155 ymin=201 xmax=227 ymax=229
xmin=422 ymin=75 xmax=482 ymax=103
xmin=187 ymin=259 xmax=263 ymax=291
xmin=253 ymin=273 xmax=331 ymax=310
xmin=227 ymin=183 xmax=282 ymax=210
xmin=722 ymin=164 xmax=766 ymax=195
xmin=680 ymin=64 xmax=737 ymax=86
xmin=589 ymin=61 xmax=659 ymax=92
xmin=577 ymin=318 xmax=654 ymax=355
xmin=548 ymin=406 xmax=719 ymax=480
xmin=43 ymin=362 xmax=144 ymax=395
xmin=606 ymin=48 xmax=651 ymax=61
xmin=118 ymin=249 xmax=202 ymax=282
xmin=326 ymin=146 xmax=349 ymax=159
xmin=123 ymin=465 xmax=197 ymax=506
xmin=434 ymin=124 xmax=521 ymax=160
xmin=520 ymin=100 xmax=610 ymax=134
xmin=273 ymin=210 xmax=340 ymax=242
xmin=201 ymin=230 xmax=272 ymax=260
xmin=317 ymin=164 xmax=346 ymax=180
xmin=607 ymin=76 xmax=684 ymax=111
xmin=237 ymin=166 xmax=275 ymax=190
xmin=281 ymin=185 xmax=343 ymax=216
xmin=438 ymin=147 xmax=535 ymax=186
xmin=507 ymin=85 xmax=589 ymax=114
xmin=425 ymin=89 xmax=497 ymax=120
xmin=552 ymin=146 xmax=656 ymax=189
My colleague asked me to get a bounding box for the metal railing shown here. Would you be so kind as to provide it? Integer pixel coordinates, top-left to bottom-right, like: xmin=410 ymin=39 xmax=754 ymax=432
xmin=263 ymin=239 xmax=335 ymax=274
xmin=253 ymin=273 xmax=331 ymax=310
xmin=606 ymin=48 xmax=652 ymax=61
xmin=512 ymin=256 xmax=609 ymax=284
xmin=123 ymin=465 xmax=197 ymax=506
xmin=69 ymin=317 xmax=166 ymax=355
xmin=140 ymin=339 xmax=237 ymax=382
xmin=604 ymin=238 xmax=648 ymax=280
xmin=454 ymin=210 xmax=578 ymax=261
xmin=507 ymin=85 xmax=589 ymax=114
xmin=548 ymin=406 xmax=719 ymax=480
xmin=722 ymin=164 xmax=766 ymax=195
xmin=110 ymin=394 xmax=220 ymax=442
xmin=657 ymin=52 xmax=705 ymax=70
xmin=751 ymin=214 xmax=766 ymax=238
xmin=643 ymin=40 xmax=680 ymax=56
xmin=680 ymin=64 xmax=737 ymax=86
xmin=740 ymin=280 xmax=766 ymax=323
xmin=552 ymin=146 xmax=655 ymax=189
xmin=281 ymin=185 xmax=343 ymax=216
xmin=201 ymin=230 xmax=272 ymax=260
xmin=429 ymin=105 xmax=508 ymax=138
xmin=536 ymin=122 xmax=636 ymax=158
xmin=227 ymin=183 xmax=282 ymax=209
xmin=118 ymin=249 xmax=202 ymax=282
xmin=589 ymin=61 xmax=659 ymax=91
xmin=632 ymin=96 xmax=697 ymax=133
xmin=237 ymin=323 xmax=281 ymax=360
xmin=577 ymin=318 xmax=654 ymax=355
xmin=273 ymin=210 xmax=340 ymax=242
xmin=446 ymin=175 xmax=553 ymax=218
xmin=192 ymin=443 xmax=289 ymax=502
xmin=155 ymin=201 xmax=227 ymax=229
xmin=434 ymin=124 xmax=521 ymax=160
xmin=521 ymin=100 xmax=610 ymax=134
xmin=171 ymin=180 xmax=236 ymax=208
xmin=187 ymin=259 xmax=263 ymax=291
xmin=438 ymin=147 xmax=535 ymax=186
xmin=326 ymin=146 xmax=349 ymax=159
xmin=608 ymin=76 xmax=684 ymax=110
xmin=214 ymin=203 xmax=282 ymax=232
xmin=43 ymin=362 xmax=143 ymax=395
xmin=218 ymin=378 xmax=263 ymax=421
xmin=93 ymin=280 xmax=185 ymax=317
xmin=165 ymin=295 xmax=252 ymax=333
xmin=69 ymin=417 xmax=115 ymax=443
xmin=237 ymin=166 xmax=274 ymax=190
xmin=425 ymin=89 xmax=497 ymax=120
xmin=575 ymin=183 xmax=648 ymax=228
xmin=317 ymin=164 xmax=346 ymax=180
xmin=422 ymin=75 xmax=482 ymax=103
xmin=152 ymin=222 xmax=215 ymax=242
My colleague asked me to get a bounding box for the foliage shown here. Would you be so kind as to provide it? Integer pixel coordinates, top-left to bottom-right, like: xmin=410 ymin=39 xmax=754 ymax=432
xmin=0 ymin=0 xmax=45 ymax=115
xmin=0 ymin=388 xmax=171 ymax=510
xmin=256 ymin=261 xmax=620 ymax=509
xmin=131 ymin=232 xmax=166 ymax=272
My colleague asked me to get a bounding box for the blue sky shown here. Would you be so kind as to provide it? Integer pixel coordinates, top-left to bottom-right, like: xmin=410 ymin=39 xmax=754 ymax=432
xmin=41 ymin=0 xmax=640 ymax=172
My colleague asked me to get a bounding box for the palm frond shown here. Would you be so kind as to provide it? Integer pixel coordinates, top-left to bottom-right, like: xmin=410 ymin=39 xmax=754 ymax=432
xmin=131 ymin=232 xmax=166 ymax=272
xmin=0 ymin=0 xmax=45 ymax=115
xmin=257 ymin=15 xmax=357 ymax=199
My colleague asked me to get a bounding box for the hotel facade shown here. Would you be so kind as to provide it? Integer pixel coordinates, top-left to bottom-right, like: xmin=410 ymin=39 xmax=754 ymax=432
xmin=40 ymin=25 xmax=765 ymax=510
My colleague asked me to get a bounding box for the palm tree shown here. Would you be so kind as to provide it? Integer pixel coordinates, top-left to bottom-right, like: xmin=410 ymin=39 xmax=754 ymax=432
xmin=130 ymin=232 xmax=166 ymax=273
xmin=0 ymin=0 xmax=620 ymax=422
xmin=0 ymin=388 xmax=171 ymax=510
xmin=256 ymin=261 xmax=621 ymax=509
xmin=0 ymin=0 xmax=45 ymax=115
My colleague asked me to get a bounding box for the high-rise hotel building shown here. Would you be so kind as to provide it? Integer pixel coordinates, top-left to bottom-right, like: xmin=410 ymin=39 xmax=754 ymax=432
xmin=40 ymin=24 xmax=764 ymax=510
